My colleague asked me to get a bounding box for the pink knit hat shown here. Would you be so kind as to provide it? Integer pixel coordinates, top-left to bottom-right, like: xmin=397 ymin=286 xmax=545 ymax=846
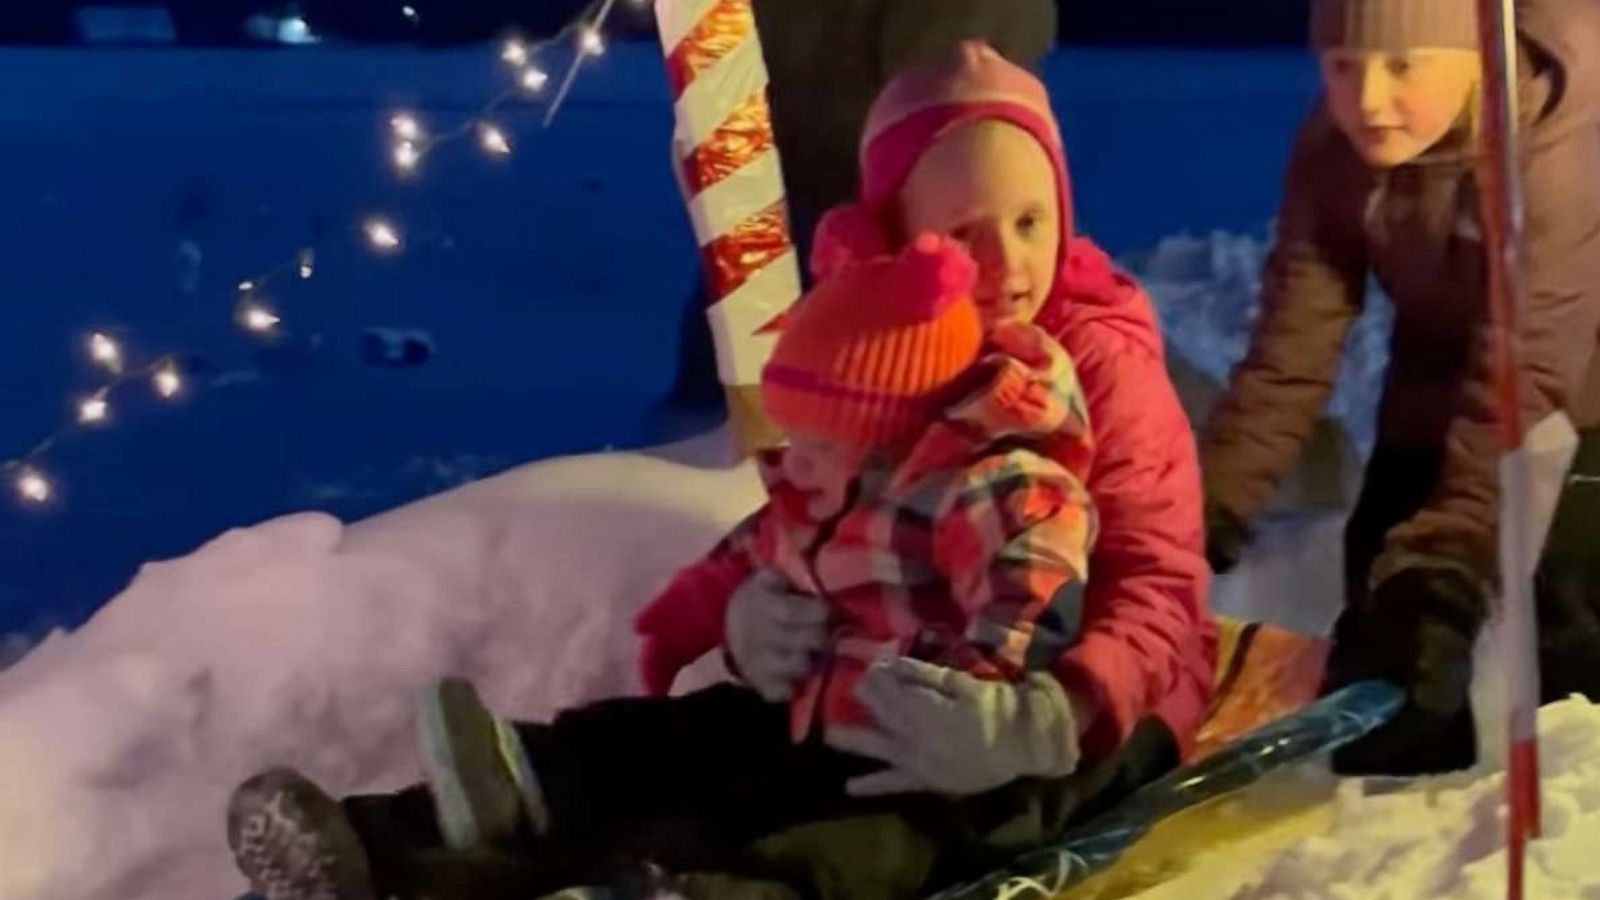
xmin=811 ymin=41 xmax=1074 ymax=282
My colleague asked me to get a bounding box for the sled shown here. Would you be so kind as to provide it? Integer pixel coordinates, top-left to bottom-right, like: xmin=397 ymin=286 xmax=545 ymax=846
xmin=1046 ymin=617 xmax=1355 ymax=899
xmin=927 ymin=618 xmax=1399 ymax=899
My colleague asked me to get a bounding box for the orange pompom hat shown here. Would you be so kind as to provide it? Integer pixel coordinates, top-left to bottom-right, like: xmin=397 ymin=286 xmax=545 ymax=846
xmin=761 ymin=233 xmax=983 ymax=452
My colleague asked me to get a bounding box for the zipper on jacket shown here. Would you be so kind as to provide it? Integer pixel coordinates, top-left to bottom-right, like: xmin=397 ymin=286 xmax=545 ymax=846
xmin=1364 ymin=169 xmax=1390 ymax=244
xmin=799 ymin=476 xmax=860 ymax=598
xmin=796 ymin=476 xmax=860 ymax=742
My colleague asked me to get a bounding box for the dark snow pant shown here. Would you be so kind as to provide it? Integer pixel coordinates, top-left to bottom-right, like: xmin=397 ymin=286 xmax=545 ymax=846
xmin=340 ymin=684 xmax=1178 ymax=900
xmin=1343 ymin=427 xmax=1600 ymax=706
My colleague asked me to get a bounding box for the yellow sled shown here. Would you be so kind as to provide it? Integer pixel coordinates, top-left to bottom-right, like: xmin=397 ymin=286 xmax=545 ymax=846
xmin=1061 ymin=617 xmax=1341 ymax=899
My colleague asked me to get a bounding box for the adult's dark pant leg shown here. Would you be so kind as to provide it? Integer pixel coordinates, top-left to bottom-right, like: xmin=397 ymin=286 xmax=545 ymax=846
xmin=1536 ymin=427 xmax=1600 ymax=703
xmin=1341 ymin=446 xmax=1443 ymax=608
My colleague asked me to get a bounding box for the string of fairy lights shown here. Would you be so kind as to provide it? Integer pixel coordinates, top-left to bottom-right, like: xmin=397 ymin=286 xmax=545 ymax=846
xmin=388 ymin=0 xmax=639 ymax=175
xmin=3 ymin=0 xmax=647 ymax=508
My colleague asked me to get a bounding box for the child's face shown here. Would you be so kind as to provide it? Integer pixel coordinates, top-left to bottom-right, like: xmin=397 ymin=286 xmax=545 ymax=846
xmin=1320 ymin=48 xmax=1480 ymax=167
xmin=782 ymin=432 xmax=865 ymax=520
xmin=899 ymin=121 xmax=1061 ymax=329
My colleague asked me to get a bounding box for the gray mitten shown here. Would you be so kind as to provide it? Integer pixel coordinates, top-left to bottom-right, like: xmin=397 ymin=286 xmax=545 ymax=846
xmin=725 ymin=571 xmax=829 ymax=702
xmin=827 ymin=658 xmax=1081 ymax=796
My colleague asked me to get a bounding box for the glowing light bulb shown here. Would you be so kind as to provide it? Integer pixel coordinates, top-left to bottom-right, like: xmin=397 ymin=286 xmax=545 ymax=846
xmin=280 ymin=16 xmax=315 ymax=44
xmin=238 ymin=280 xmax=256 ymax=293
xmin=79 ymin=395 xmax=109 ymax=424
xmin=394 ymin=141 xmax=421 ymax=171
xmin=365 ymin=219 xmax=402 ymax=250
xmin=502 ymin=40 xmax=528 ymax=66
xmin=391 ymin=114 xmax=422 ymax=141
xmin=88 ymin=332 xmax=121 ymax=370
xmin=521 ymin=67 xmax=550 ymax=92
xmin=579 ymin=28 xmax=604 ymax=56
xmin=240 ymin=304 xmax=281 ymax=333
xmin=401 ymin=5 xmax=419 ymax=22
xmin=153 ymin=363 xmax=182 ymax=399
xmin=14 ymin=468 xmax=50 ymax=504
xmin=479 ymin=123 xmax=511 ymax=156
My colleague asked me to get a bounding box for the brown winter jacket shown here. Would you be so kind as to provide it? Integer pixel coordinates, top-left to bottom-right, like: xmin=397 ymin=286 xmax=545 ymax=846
xmin=1201 ymin=0 xmax=1600 ymax=585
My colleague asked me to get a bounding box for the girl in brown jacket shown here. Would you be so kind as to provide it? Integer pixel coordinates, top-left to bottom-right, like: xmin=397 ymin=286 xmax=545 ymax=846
xmin=1201 ymin=0 xmax=1600 ymax=774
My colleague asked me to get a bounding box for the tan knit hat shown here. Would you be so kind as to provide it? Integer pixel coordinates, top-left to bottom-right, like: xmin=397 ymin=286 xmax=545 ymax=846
xmin=1310 ymin=0 xmax=1479 ymax=51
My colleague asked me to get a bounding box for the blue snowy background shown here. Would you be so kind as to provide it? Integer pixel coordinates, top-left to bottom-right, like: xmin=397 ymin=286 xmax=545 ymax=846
xmin=0 ymin=41 xmax=1335 ymax=645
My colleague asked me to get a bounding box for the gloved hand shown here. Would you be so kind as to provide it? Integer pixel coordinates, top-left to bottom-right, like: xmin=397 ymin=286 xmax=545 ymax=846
xmin=1324 ymin=565 xmax=1486 ymax=775
xmin=725 ymin=571 xmax=829 ymax=702
xmin=1203 ymin=498 xmax=1252 ymax=575
xmin=826 ymin=658 xmax=1082 ymax=797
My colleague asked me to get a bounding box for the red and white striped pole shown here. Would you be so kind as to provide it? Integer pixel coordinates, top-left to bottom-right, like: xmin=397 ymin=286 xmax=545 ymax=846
xmin=1471 ymin=0 xmax=1541 ymax=896
xmin=655 ymin=0 xmax=802 ymax=457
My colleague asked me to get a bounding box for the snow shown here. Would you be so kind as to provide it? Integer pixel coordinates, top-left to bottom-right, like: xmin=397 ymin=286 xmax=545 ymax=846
xmin=1123 ymin=696 xmax=1600 ymax=900
xmin=0 ymin=422 xmax=1594 ymax=900
xmin=1207 ymin=512 xmax=1346 ymax=638
xmin=0 ymin=427 xmax=761 ymax=900
xmin=1136 ymin=228 xmax=1393 ymax=456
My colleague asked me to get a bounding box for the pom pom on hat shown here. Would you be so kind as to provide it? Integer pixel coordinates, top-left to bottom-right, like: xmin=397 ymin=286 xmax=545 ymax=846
xmin=896 ymin=233 xmax=979 ymax=321
xmin=810 ymin=203 xmax=892 ymax=282
xmin=761 ymin=237 xmax=984 ymax=452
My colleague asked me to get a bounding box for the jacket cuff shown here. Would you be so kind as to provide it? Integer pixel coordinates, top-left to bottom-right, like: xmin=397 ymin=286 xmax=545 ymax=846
xmin=1367 ymin=553 xmax=1491 ymax=632
xmin=1052 ymin=647 xmax=1130 ymax=762
xmin=1370 ymin=550 xmax=1487 ymax=593
xmin=1337 ymin=564 xmax=1489 ymax=678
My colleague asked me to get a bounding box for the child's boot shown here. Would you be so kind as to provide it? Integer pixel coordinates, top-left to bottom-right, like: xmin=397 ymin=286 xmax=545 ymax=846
xmin=227 ymin=767 xmax=378 ymax=900
xmin=417 ymin=677 xmax=550 ymax=849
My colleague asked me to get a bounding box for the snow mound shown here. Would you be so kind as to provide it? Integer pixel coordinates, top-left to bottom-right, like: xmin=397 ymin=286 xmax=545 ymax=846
xmin=0 ymin=429 xmax=762 ymax=900
xmin=1133 ymin=229 xmax=1393 ymax=454
xmin=1208 ymin=511 xmax=1345 ymax=638
xmin=1131 ymin=695 xmax=1600 ymax=899
xmin=1246 ymin=696 xmax=1600 ymax=899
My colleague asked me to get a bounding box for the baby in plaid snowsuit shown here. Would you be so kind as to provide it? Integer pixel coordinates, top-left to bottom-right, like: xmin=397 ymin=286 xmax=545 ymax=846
xmin=638 ymin=231 xmax=1097 ymax=744
xmin=226 ymin=232 xmax=1100 ymax=900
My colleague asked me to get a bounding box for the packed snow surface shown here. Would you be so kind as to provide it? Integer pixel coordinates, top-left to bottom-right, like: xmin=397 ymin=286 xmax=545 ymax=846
xmin=2 ymin=425 xmax=1596 ymax=900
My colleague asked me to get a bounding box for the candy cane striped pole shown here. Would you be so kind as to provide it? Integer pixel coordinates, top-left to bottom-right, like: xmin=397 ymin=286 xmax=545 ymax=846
xmin=1471 ymin=0 xmax=1542 ymax=896
xmin=655 ymin=0 xmax=801 ymax=457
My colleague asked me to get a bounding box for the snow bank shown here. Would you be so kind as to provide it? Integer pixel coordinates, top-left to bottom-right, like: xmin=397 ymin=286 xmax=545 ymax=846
xmin=1 ymin=424 xmax=1595 ymax=900
xmin=0 ymin=429 xmax=761 ymax=900
xmin=1130 ymin=229 xmax=1366 ymax=636
xmin=1208 ymin=512 xmax=1345 ymax=638
xmin=1134 ymin=229 xmax=1393 ymax=455
xmin=1125 ymin=696 xmax=1600 ymax=900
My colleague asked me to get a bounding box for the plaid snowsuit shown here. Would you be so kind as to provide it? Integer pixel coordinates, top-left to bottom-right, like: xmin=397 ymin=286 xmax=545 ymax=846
xmin=642 ymin=323 xmax=1097 ymax=740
